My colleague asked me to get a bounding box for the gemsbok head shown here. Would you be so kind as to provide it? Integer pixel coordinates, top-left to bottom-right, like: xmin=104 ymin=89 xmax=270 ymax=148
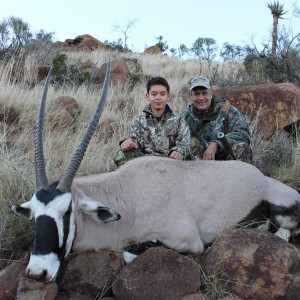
xmin=11 ymin=60 xmax=120 ymax=282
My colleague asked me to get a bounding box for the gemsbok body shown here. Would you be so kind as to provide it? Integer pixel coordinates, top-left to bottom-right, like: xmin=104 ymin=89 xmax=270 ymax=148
xmin=12 ymin=61 xmax=300 ymax=283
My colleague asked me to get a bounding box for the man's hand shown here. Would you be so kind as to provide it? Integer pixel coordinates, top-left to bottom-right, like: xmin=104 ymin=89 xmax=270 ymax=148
xmin=120 ymin=138 xmax=139 ymax=151
xmin=203 ymin=141 xmax=218 ymax=160
xmin=169 ymin=151 xmax=184 ymax=160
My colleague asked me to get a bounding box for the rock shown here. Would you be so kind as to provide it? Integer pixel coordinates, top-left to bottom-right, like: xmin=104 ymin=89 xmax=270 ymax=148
xmin=92 ymin=58 xmax=130 ymax=87
xmin=181 ymin=291 xmax=211 ymax=299
xmin=55 ymin=290 xmax=92 ymax=299
xmin=59 ymin=250 xmax=123 ymax=298
xmin=36 ymin=65 xmax=51 ymax=82
xmin=214 ymin=83 xmax=300 ymax=137
xmin=59 ymin=34 xmax=110 ymax=52
xmin=112 ymin=246 xmax=201 ymax=300
xmin=0 ymin=106 xmax=20 ymax=125
xmin=16 ymin=275 xmax=58 ymax=300
xmin=46 ymin=96 xmax=80 ymax=130
xmin=143 ymin=45 xmax=162 ymax=55
xmin=200 ymin=228 xmax=300 ymax=300
xmin=0 ymin=261 xmax=26 ymax=300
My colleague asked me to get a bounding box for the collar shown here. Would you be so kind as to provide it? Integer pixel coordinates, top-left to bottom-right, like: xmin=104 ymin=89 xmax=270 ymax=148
xmin=143 ymin=104 xmax=173 ymax=119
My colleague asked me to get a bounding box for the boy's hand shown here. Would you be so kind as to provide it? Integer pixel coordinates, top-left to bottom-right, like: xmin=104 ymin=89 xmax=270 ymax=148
xmin=169 ymin=151 xmax=184 ymax=160
xmin=121 ymin=138 xmax=139 ymax=151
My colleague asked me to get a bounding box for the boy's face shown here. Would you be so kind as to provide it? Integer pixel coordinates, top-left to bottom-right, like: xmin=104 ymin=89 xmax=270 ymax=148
xmin=146 ymin=84 xmax=170 ymax=115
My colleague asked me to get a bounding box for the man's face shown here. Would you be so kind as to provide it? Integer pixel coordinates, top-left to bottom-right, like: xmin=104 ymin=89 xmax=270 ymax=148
xmin=146 ymin=84 xmax=170 ymax=114
xmin=189 ymin=87 xmax=213 ymax=111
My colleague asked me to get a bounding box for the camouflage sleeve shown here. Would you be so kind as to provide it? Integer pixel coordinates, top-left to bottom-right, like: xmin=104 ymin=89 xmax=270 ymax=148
xmin=128 ymin=116 xmax=145 ymax=148
xmin=169 ymin=115 xmax=191 ymax=159
xmin=223 ymin=106 xmax=251 ymax=147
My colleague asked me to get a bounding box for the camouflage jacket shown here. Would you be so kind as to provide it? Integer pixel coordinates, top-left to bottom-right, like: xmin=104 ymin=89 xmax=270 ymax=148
xmin=129 ymin=104 xmax=191 ymax=158
xmin=181 ymin=95 xmax=251 ymax=151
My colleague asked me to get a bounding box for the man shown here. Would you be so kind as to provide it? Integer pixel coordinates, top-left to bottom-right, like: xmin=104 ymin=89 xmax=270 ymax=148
xmin=114 ymin=76 xmax=191 ymax=166
xmin=181 ymin=76 xmax=252 ymax=162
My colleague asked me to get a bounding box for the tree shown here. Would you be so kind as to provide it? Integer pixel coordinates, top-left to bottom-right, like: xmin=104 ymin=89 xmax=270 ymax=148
xmin=220 ymin=42 xmax=244 ymax=61
xmin=190 ymin=37 xmax=218 ymax=75
xmin=0 ymin=19 xmax=9 ymax=51
xmin=293 ymin=2 xmax=300 ymax=19
xmin=0 ymin=16 xmax=54 ymax=53
xmin=155 ymin=35 xmax=169 ymax=52
xmin=267 ymin=1 xmax=287 ymax=56
xmin=190 ymin=37 xmax=217 ymax=61
xmin=112 ymin=18 xmax=138 ymax=51
xmin=7 ymin=16 xmax=32 ymax=50
xmin=169 ymin=48 xmax=177 ymax=56
xmin=104 ymin=38 xmax=125 ymax=52
xmin=34 ymin=29 xmax=54 ymax=43
xmin=0 ymin=16 xmax=32 ymax=51
xmin=177 ymin=44 xmax=189 ymax=58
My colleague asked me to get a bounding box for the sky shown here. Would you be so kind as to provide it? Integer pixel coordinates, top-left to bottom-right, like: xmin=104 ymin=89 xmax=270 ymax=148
xmin=1 ymin=0 xmax=299 ymax=53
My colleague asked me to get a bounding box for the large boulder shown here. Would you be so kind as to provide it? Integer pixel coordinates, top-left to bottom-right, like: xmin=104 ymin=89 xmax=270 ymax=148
xmin=112 ymin=247 xmax=201 ymax=300
xmin=61 ymin=34 xmax=110 ymax=52
xmin=143 ymin=45 xmax=162 ymax=55
xmin=58 ymin=250 xmax=123 ymax=298
xmin=214 ymin=83 xmax=300 ymax=137
xmin=200 ymin=228 xmax=300 ymax=300
xmin=91 ymin=58 xmax=130 ymax=87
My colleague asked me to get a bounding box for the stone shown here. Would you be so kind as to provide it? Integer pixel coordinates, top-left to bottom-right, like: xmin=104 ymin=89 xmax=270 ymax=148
xmin=112 ymin=246 xmax=201 ymax=300
xmin=200 ymin=228 xmax=300 ymax=300
xmin=59 ymin=250 xmax=123 ymax=298
xmin=214 ymin=83 xmax=300 ymax=137
xmin=0 ymin=261 xmax=26 ymax=300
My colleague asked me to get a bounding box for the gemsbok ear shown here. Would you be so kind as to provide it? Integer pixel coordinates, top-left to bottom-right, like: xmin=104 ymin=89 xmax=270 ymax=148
xmin=78 ymin=198 xmax=121 ymax=223
xmin=11 ymin=202 xmax=33 ymax=220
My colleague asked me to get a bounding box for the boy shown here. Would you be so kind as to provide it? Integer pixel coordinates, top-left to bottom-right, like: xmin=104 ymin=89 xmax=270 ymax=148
xmin=114 ymin=77 xmax=191 ymax=166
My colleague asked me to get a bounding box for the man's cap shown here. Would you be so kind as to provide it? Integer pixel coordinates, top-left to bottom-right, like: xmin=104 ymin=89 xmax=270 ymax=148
xmin=189 ymin=76 xmax=211 ymax=90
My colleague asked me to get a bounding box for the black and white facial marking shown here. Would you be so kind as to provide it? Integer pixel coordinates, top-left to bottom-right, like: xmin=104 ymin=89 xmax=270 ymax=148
xmin=12 ymin=182 xmax=75 ymax=282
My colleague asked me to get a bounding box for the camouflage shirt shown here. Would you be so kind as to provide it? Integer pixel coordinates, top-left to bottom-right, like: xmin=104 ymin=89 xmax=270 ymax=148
xmin=129 ymin=104 xmax=191 ymax=158
xmin=181 ymin=94 xmax=251 ymax=152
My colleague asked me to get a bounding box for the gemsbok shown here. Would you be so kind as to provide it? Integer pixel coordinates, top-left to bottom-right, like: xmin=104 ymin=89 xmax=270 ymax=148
xmin=12 ymin=61 xmax=300 ymax=283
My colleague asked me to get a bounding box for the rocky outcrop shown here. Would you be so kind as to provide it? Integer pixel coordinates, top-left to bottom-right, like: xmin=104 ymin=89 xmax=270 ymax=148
xmin=214 ymin=83 xmax=300 ymax=137
xmin=143 ymin=45 xmax=162 ymax=55
xmin=57 ymin=34 xmax=111 ymax=52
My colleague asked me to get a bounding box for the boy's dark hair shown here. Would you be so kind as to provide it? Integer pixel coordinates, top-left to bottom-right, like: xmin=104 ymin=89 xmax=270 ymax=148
xmin=146 ymin=77 xmax=170 ymax=93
